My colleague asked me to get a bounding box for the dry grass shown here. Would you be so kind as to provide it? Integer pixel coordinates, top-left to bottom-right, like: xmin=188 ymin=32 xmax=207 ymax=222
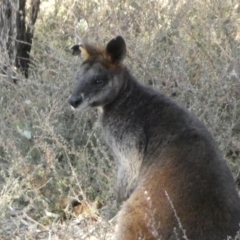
xmin=0 ymin=0 xmax=240 ymax=239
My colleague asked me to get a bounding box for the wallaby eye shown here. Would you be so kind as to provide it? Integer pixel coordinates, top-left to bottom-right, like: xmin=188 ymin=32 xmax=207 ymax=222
xmin=95 ymin=79 xmax=104 ymax=84
xmin=93 ymin=76 xmax=106 ymax=85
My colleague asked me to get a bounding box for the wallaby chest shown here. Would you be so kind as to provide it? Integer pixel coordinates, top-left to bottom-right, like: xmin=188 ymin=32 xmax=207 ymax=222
xmin=102 ymin=109 xmax=145 ymax=165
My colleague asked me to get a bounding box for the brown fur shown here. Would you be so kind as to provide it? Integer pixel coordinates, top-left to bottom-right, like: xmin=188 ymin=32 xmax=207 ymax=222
xmin=68 ymin=36 xmax=240 ymax=240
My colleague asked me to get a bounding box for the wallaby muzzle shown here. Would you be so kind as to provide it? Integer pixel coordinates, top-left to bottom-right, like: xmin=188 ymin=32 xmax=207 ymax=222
xmin=68 ymin=95 xmax=83 ymax=109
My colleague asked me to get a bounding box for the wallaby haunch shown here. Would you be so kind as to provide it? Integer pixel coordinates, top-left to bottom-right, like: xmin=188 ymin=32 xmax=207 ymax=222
xmin=68 ymin=36 xmax=240 ymax=240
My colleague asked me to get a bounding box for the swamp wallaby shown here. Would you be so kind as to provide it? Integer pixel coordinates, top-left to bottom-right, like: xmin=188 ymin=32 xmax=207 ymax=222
xmin=68 ymin=36 xmax=240 ymax=240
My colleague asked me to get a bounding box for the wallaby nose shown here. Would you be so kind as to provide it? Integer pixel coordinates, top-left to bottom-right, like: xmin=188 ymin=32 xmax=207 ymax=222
xmin=68 ymin=95 xmax=82 ymax=109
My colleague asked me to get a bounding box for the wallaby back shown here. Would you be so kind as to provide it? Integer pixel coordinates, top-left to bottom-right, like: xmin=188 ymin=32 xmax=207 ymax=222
xmin=68 ymin=36 xmax=240 ymax=240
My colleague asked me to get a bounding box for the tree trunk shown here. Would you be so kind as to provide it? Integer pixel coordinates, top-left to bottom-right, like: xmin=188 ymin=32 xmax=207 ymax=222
xmin=0 ymin=0 xmax=17 ymax=80
xmin=0 ymin=0 xmax=40 ymax=80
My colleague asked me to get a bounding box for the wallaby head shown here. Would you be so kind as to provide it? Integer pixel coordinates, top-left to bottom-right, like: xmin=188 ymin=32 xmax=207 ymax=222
xmin=68 ymin=36 xmax=127 ymax=110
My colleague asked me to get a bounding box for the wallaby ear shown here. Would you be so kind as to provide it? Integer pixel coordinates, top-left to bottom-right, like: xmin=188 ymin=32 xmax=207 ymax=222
xmin=70 ymin=44 xmax=96 ymax=61
xmin=70 ymin=44 xmax=81 ymax=56
xmin=79 ymin=45 xmax=91 ymax=60
xmin=105 ymin=36 xmax=126 ymax=64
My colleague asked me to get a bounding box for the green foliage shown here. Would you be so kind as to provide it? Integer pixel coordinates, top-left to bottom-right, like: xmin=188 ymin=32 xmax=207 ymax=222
xmin=0 ymin=0 xmax=240 ymax=238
